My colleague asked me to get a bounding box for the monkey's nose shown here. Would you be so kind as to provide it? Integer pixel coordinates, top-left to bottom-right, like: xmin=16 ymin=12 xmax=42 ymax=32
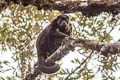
xmin=62 ymin=23 xmax=66 ymax=26
xmin=62 ymin=22 xmax=67 ymax=26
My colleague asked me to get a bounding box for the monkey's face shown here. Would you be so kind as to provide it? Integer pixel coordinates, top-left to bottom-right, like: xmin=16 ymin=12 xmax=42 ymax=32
xmin=57 ymin=15 xmax=69 ymax=30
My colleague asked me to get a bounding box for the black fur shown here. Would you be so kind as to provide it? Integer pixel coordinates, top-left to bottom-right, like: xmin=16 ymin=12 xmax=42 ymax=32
xmin=36 ymin=14 xmax=72 ymax=74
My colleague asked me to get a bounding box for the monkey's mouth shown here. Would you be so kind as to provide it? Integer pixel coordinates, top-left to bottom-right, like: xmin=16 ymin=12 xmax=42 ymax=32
xmin=60 ymin=25 xmax=68 ymax=30
xmin=61 ymin=24 xmax=68 ymax=29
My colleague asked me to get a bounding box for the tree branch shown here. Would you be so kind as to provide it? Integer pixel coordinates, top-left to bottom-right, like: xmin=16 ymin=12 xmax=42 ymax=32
xmin=64 ymin=51 xmax=93 ymax=80
xmin=46 ymin=37 xmax=120 ymax=63
xmin=24 ymin=37 xmax=120 ymax=79
xmin=23 ymin=68 xmax=41 ymax=80
xmin=1 ymin=0 xmax=120 ymax=17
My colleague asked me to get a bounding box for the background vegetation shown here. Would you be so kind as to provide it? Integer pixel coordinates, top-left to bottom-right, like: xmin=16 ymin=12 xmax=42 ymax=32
xmin=0 ymin=3 xmax=120 ymax=80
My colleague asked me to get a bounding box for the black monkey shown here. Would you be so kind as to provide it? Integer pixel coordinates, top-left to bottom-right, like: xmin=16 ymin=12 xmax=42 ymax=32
xmin=36 ymin=14 xmax=72 ymax=74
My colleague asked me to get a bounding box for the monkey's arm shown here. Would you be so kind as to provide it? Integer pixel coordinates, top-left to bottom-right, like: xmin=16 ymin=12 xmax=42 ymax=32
xmin=50 ymin=29 xmax=70 ymax=38
xmin=53 ymin=23 xmax=72 ymax=37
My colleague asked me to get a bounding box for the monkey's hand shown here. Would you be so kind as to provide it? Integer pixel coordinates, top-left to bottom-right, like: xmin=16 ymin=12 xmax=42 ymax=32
xmin=51 ymin=29 xmax=70 ymax=38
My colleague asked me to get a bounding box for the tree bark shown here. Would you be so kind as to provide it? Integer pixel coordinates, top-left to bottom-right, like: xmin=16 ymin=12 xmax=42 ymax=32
xmin=46 ymin=37 xmax=120 ymax=62
xmin=1 ymin=0 xmax=120 ymax=17
xmin=24 ymin=37 xmax=120 ymax=80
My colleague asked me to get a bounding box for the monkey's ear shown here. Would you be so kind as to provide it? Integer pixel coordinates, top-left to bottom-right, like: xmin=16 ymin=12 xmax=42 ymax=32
xmin=56 ymin=15 xmax=62 ymax=19
xmin=66 ymin=15 xmax=69 ymax=20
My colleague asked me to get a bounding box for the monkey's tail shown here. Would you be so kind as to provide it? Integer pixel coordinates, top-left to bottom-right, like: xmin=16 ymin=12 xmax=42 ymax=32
xmin=39 ymin=63 xmax=60 ymax=74
xmin=36 ymin=56 xmax=60 ymax=74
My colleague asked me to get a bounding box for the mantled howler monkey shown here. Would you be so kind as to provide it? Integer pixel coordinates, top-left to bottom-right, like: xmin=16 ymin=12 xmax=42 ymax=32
xmin=36 ymin=14 xmax=72 ymax=74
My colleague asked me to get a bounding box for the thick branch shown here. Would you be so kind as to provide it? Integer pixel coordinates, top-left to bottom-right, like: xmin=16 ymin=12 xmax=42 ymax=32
xmin=46 ymin=38 xmax=120 ymax=63
xmin=24 ymin=38 xmax=120 ymax=79
xmin=1 ymin=0 xmax=120 ymax=17
xmin=74 ymin=38 xmax=120 ymax=56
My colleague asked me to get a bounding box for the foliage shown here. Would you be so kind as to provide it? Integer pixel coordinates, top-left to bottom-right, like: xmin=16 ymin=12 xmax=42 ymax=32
xmin=0 ymin=4 xmax=120 ymax=80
